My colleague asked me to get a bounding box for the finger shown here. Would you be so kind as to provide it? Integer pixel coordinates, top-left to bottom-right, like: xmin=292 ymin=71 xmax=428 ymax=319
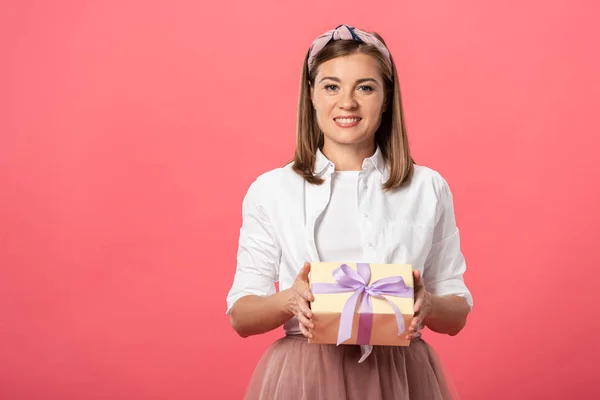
xmin=407 ymin=317 xmax=422 ymax=339
xmin=408 ymin=315 xmax=421 ymax=332
xmin=414 ymin=296 xmax=423 ymax=313
xmin=299 ymin=319 xmax=313 ymax=339
xmin=298 ymin=298 xmax=313 ymax=319
xmin=295 ymin=285 xmax=313 ymax=302
xmin=297 ymin=313 xmax=315 ymax=330
xmin=297 ymin=262 xmax=311 ymax=282
xmin=304 ymin=289 xmax=314 ymax=302
xmin=412 ymin=270 xmax=423 ymax=313
xmin=413 ymin=269 xmax=423 ymax=286
xmin=297 ymin=263 xmax=314 ymax=301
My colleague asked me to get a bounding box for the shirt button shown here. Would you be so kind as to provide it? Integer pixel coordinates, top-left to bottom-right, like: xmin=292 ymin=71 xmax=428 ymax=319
xmin=363 ymin=185 xmax=368 ymax=191
xmin=366 ymin=242 xmax=373 ymax=248
xmin=362 ymin=212 xmax=369 ymax=218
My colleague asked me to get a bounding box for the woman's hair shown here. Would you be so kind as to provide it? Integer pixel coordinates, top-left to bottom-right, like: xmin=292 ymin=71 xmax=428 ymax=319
xmin=291 ymin=32 xmax=414 ymax=190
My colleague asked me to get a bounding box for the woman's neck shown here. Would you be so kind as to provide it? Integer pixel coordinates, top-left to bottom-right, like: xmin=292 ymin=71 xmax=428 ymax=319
xmin=321 ymin=142 xmax=376 ymax=171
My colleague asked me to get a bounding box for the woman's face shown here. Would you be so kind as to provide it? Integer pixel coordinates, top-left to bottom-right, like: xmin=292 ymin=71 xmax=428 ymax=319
xmin=311 ymin=53 xmax=387 ymax=150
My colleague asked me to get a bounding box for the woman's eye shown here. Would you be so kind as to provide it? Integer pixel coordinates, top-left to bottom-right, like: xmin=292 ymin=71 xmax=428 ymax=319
xmin=358 ymin=85 xmax=374 ymax=92
xmin=325 ymin=85 xmax=339 ymax=91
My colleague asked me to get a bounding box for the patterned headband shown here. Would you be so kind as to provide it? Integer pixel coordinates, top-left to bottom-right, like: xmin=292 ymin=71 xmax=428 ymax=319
xmin=307 ymin=25 xmax=391 ymax=72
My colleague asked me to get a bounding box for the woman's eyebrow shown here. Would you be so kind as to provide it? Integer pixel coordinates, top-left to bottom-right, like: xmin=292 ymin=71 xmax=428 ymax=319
xmin=318 ymin=77 xmax=380 ymax=85
xmin=318 ymin=76 xmax=341 ymax=84
xmin=355 ymin=78 xmax=379 ymax=85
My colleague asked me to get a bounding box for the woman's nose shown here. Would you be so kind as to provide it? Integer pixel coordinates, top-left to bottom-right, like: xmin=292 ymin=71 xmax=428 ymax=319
xmin=339 ymin=92 xmax=358 ymax=109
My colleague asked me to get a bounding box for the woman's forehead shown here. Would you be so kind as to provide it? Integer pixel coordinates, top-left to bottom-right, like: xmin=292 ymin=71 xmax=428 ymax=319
xmin=316 ymin=54 xmax=383 ymax=81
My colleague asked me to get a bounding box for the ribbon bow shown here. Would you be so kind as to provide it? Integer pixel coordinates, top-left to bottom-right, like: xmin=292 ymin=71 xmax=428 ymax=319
xmin=307 ymin=25 xmax=391 ymax=72
xmin=311 ymin=263 xmax=413 ymax=345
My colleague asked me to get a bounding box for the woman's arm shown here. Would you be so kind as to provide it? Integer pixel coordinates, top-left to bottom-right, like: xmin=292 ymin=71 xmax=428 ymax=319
xmin=229 ymin=290 xmax=294 ymax=338
xmin=226 ymin=179 xmax=285 ymax=336
xmin=408 ymin=174 xmax=473 ymax=339
xmin=407 ymin=270 xmax=471 ymax=339
xmin=229 ymin=263 xmax=314 ymax=338
xmin=422 ymin=293 xmax=470 ymax=336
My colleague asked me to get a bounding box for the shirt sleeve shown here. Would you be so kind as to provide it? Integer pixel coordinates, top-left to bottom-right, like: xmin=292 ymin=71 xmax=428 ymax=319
xmin=225 ymin=179 xmax=282 ymax=314
xmin=422 ymin=174 xmax=473 ymax=308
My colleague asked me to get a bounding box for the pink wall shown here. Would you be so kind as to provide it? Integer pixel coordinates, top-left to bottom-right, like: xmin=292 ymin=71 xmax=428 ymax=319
xmin=2 ymin=1 xmax=599 ymax=399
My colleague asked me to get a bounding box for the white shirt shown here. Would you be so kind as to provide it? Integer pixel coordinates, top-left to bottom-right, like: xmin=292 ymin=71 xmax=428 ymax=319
xmin=226 ymin=147 xmax=473 ymax=340
xmin=315 ymin=171 xmax=363 ymax=262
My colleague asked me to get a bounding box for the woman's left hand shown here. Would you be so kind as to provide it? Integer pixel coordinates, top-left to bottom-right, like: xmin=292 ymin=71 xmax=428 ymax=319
xmin=406 ymin=270 xmax=433 ymax=340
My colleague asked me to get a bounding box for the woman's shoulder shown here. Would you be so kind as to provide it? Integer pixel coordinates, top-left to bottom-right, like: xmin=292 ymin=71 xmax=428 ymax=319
xmin=244 ymin=162 xmax=301 ymax=201
xmin=253 ymin=162 xmax=298 ymax=186
xmin=411 ymin=164 xmax=450 ymax=188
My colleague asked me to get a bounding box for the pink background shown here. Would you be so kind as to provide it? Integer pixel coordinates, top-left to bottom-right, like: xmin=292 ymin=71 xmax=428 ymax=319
xmin=2 ymin=1 xmax=599 ymax=399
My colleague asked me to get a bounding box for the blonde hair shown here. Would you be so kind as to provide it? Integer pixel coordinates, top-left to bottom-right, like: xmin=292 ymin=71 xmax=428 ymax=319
xmin=291 ymin=32 xmax=414 ymax=190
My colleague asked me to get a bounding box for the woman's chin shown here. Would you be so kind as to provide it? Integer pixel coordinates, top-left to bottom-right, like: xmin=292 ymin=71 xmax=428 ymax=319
xmin=323 ymin=133 xmax=374 ymax=147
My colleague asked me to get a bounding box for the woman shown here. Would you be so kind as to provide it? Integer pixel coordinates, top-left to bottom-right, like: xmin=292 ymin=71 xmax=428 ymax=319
xmin=226 ymin=24 xmax=472 ymax=399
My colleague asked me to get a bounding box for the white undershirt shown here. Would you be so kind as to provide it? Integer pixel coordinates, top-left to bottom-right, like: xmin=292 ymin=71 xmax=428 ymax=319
xmin=314 ymin=170 xmax=374 ymax=362
xmin=315 ymin=170 xmax=363 ymax=264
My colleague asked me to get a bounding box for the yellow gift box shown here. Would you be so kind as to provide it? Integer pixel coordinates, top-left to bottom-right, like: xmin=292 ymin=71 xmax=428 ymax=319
xmin=308 ymin=262 xmax=414 ymax=346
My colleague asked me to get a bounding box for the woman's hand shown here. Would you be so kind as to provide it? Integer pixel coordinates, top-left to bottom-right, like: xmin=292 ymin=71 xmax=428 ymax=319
xmin=406 ymin=270 xmax=433 ymax=340
xmin=288 ymin=262 xmax=315 ymax=339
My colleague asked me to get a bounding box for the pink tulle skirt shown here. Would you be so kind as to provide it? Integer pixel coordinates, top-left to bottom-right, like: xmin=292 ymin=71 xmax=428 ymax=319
xmin=244 ymin=334 xmax=458 ymax=399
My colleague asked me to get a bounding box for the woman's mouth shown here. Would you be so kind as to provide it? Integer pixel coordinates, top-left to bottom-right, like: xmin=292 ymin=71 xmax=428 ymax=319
xmin=334 ymin=116 xmax=362 ymax=128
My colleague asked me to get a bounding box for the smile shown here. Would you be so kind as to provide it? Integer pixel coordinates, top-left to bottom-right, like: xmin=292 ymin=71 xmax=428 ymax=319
xmin=334 ymin=116 xmax=362 ymax=128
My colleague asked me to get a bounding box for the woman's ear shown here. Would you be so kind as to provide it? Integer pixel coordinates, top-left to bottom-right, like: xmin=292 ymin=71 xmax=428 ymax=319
xmin=382 ymin=91 xmax=390 ymax=112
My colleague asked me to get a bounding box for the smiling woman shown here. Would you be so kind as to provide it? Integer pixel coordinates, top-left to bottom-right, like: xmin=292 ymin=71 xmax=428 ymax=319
xmin=293 ymin=28 xmax=414 ymax=188
xmin=226 ymin=24 xmax=472 ymax=399
xmin=313 ymin=54 xmax=386 ymax=151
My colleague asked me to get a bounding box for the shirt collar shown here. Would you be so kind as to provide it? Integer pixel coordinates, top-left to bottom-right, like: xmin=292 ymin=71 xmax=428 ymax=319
xmin=314 ymin=146 xmax=388 ymax=179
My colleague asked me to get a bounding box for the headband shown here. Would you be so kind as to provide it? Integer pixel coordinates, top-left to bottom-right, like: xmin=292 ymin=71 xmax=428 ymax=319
xmin=307 ymin=25 xmax=391 ymax=72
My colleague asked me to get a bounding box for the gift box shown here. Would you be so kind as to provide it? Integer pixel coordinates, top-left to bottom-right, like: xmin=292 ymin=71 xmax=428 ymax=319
xmin=308 ymin=262 xmax=414 ymax=346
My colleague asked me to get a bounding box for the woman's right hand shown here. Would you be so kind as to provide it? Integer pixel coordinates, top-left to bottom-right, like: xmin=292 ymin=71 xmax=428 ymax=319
xmin=289 ymin=262 xmax=315 ymax=338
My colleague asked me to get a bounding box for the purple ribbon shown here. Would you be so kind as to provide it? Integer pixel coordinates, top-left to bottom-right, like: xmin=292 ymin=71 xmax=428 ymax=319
xmin=311 ymin=263 xmax=413 ymax=345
